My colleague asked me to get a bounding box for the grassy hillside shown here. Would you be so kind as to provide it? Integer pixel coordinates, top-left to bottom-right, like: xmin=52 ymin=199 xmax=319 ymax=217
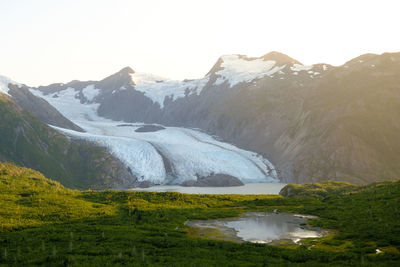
xmin=0 ymin=162 xmax=116 ymax=232
xmin=0 ymin=162 xmax=399 ymax=266
xmin=0 ymin=95 xmax=135 ymax=189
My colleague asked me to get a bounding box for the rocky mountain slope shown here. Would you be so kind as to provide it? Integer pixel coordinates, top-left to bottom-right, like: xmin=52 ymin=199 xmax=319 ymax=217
xmin=33 ymin=51 xmax=400 ymax=184
xmin=0 ymin=75 xmax=83 ymax=131
xmin=0 ymin=92 xmax=136 ymax=189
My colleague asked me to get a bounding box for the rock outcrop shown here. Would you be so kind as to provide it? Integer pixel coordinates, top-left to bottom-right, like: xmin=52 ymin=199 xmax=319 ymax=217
xmin=181 ymin=174 xmax=244 ymax=187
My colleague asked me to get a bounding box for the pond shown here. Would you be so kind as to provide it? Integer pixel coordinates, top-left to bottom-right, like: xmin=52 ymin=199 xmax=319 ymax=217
xmin=187 ymin=212 xmax=328 ymax=244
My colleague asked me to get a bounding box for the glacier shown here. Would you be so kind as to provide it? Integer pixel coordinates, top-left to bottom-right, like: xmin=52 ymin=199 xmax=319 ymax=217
xmin=31 ymin=86 xmax=279 ymax=185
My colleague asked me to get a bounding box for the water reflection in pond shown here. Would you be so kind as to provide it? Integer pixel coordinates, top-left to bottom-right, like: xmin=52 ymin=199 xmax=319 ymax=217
xmin=187 ymin=212 xmax=327 ymax=244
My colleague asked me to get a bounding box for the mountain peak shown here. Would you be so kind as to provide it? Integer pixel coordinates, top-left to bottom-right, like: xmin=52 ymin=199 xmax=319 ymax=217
xmin=99 ymin=67 xmax=135 ymax=88
xmin=261 ymin=51 xmax=301 ymax=65
xmin=118 ymin=66 xmax=134 ymax=74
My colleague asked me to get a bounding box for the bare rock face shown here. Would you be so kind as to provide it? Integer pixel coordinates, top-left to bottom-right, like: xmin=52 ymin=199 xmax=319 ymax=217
xmin=160 ymin=52 xmax=400 ymax=184
xmin=181 ymin=174 xmax=244 ymax=187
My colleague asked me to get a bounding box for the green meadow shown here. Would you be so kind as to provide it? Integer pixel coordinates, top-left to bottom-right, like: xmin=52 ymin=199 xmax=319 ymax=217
xmin=1 ymin=162 xmax=400 ymax=266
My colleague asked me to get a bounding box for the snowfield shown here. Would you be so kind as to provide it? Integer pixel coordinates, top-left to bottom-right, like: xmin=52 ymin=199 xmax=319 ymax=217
xmin=215 ymin=55 xmax=285 ymax=87
xmin=290 ymin=64 xmax=313 ymax=72
xmin=31 ymin=83 xmax=279 ymax=186
xmin=130 ymin=71 xmax=210 ymax=108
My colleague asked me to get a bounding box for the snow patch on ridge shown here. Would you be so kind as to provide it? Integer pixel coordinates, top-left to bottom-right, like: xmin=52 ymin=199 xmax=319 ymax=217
xmin=215 ymin=55 xmax=285 ymax=87
xmin=130 ymin=72 xmax=167 ymax=85
xmin=290 ymin=64 xmax=313 ymax=72
xmin=0 ymin=75 xmax=21 ymax=96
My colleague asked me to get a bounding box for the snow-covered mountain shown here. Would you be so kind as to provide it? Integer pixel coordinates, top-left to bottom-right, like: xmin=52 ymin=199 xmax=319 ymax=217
xmin=206 ymin=51 xmax=330 ymax=86
xmin=33 ymin=51 xmax=331 ymax=125
xmin=31 ymin=51 xmax=400 ymax=185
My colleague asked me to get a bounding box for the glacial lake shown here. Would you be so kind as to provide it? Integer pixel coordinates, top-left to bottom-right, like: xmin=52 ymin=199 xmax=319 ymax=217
xmin=187 ymin=212 xmax=327 ymax=244
xmin=129 ymin=183 xmax=287 ymax=195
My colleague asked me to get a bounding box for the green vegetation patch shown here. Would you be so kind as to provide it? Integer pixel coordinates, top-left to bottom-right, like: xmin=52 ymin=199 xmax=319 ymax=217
xmin=279 ymin=181 xmax=359 ymax=199
xmin=0 ymin=163 xmax=116 ymax=232
xmin=1 ymin=162 xmax=400 ymax=265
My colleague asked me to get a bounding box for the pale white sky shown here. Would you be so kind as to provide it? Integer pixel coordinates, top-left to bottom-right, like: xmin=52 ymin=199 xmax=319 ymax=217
xmin=0 ymin=0 xmax=399 ymax=86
